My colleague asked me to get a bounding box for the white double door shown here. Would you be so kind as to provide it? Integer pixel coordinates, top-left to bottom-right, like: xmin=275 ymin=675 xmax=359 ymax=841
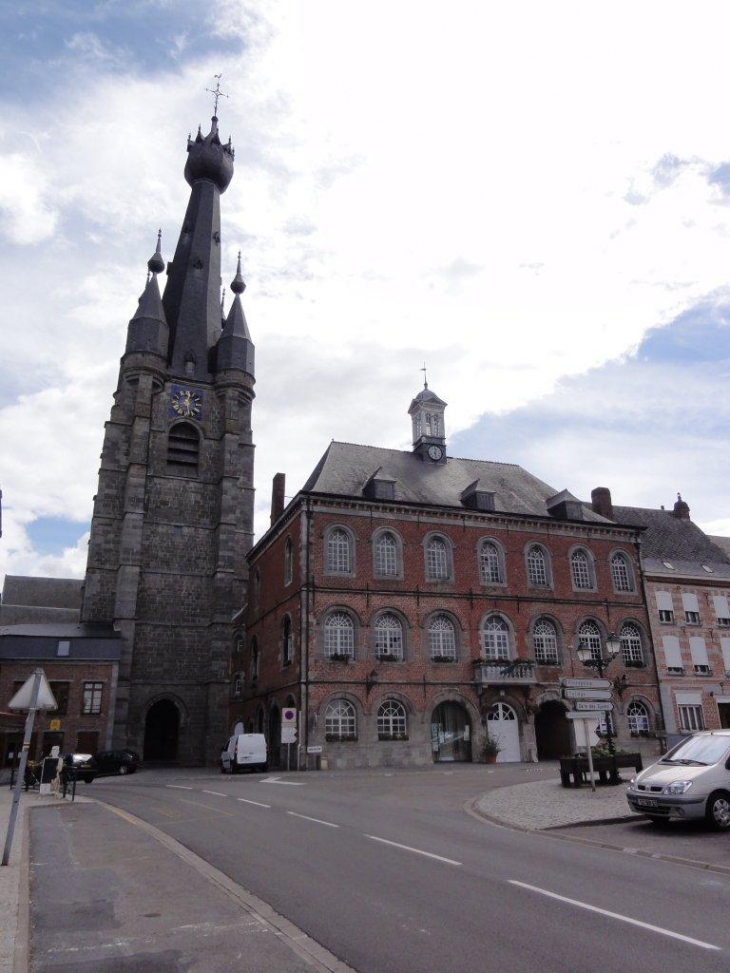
xmin=487 ymin=702 xmax=520 ymax=762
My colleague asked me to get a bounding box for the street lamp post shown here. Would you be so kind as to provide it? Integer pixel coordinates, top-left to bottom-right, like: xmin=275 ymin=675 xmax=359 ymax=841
xmin=576 ymin=632 xmax=622 ymax=786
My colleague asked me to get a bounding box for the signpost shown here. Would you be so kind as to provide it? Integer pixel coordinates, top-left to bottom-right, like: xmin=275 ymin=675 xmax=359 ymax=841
xmin=282 ymin=708 xmax=297 ymax=770
xmin=561 ymin=676 xmax=614 ymax=793
xmin=2 ymin=669 xmax=57 ymax=866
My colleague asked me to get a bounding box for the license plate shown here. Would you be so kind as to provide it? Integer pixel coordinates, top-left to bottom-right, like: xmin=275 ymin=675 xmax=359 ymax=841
xmin=637 ymin=798 xmax=658 ymax=807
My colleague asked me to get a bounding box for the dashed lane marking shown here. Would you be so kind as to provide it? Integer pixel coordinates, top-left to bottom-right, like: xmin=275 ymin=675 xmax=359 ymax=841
xmin=509 ymin=880 xmax=721 ymax=951
xmin=364 ymin=835 xmax=461 ymax=866
xmin=287 ymin=811 xmax=339 ymax=828
xmin=237 ymin=798 xmax=271 ymax=809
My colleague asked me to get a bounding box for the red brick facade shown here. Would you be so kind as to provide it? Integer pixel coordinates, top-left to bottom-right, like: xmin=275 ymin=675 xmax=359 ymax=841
xmin=234 ymin=496 xmax=662 ymax=769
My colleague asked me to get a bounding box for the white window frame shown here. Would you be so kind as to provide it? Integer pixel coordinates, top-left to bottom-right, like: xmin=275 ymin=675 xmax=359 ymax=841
xmin=325 ymin=699 xmax=357 ymax=740
xmin=425 ymin=535 xmax=452 ymax=582
xmin=326 ymin=527 xmax=353 ymax=575
xmin=324 ymin=611 xmax=355 ymax=659
xmin=571 ymin=549 xmax=593 ymax=590
xmin=577 ymin=621 xmax=602 ymax=662
xmin=374 ymin=613 xmax=404 ymax=661
xmin=377 ymin=699 xmax=408 ymax=740
xmin=527 ymin=545 xmax=551 ymax=588
xmin=533 ymin=618 xmax=559 ymax=665
xmin=611 ymin=552 xmax=634 ymax=592
xmin=620 ymin=623 xmax=644 ymax=667
xmin=373 ymin=530 xmax=400 ymax=578
xmin=479 ymin=540 xmax=504 ymax=585
xmin=482 ymin=615 xmax=512 ymax=661
xmin=429 ymin=614 xmax=457 ymax=660
xmin=678 ymin=704 xmax=704 ymax=732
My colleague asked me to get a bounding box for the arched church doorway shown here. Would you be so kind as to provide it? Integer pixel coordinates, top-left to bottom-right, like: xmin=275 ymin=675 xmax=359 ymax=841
xmin=486 ymin=701 xmax=520 ymax=762
xmin=143 ymin=699 xmax=180 ymax=762
xmin=431 ymin=701 xmax=472 ymax=762
xmin=268 ymin=707 xmax=281 ymax=768
xmin=535 ymin=700 xmax=571 ymax=760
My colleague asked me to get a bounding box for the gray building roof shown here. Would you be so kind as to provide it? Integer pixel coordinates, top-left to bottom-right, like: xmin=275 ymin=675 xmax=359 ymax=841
xmin=301 ymin=442 xmax=614 ymax=522
xmin=0 ymin=622 xmax=120 ymax=661
xmin=612 ymin=506 xmax=730 ymax=580
xmin=1 ymin=576 xmax=83 ymax=611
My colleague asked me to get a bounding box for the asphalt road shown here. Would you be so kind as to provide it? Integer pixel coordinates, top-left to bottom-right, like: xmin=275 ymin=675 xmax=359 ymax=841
xmin=88 ymin=766 xmax=730 ymax=973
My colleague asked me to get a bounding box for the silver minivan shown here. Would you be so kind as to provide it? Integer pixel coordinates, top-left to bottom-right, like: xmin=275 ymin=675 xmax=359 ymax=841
xmin=626 ymin=729 xmax=730 ymax=829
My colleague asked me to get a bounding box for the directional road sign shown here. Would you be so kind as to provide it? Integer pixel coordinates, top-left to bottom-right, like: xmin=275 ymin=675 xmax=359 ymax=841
xmin=574 ymin=701 xmax=614 ymax=712
xmin=563 ymin=689 xmax=613 ymax=701
xmin=561 ymin=678 xmax=611 ymax=690
xmin=566 ymin=711 xmax=606 ymax=720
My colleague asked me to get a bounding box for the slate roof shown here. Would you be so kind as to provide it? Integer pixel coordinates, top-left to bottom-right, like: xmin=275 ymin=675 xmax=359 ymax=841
xmin=1 ymin=576 xmax=83 ymax=610
xmin=301 ymin=442 xmax=613 ymax=522
xmin=612 ymin=506 xmax=730 ymax=580
xmin=0 ymin=623 xmax=120 ymax=661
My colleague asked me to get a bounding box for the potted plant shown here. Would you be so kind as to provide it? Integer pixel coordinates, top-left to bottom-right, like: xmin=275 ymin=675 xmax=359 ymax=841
xmin=482 ymin=734 xmax=501 ymax=764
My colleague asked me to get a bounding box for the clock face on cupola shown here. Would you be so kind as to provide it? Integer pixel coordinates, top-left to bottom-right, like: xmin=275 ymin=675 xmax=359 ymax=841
xmin=170 ymin=384 xmax=203 ymax=420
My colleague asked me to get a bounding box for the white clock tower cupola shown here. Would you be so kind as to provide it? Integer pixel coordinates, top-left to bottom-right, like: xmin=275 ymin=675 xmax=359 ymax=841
xmin=408 ymin=378 xmax=447 ymax=464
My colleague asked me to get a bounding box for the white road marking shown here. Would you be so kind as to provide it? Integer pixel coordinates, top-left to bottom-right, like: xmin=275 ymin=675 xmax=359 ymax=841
xmin=237 ymin=798 xmax=271 ymax=809
xmin=202 ymin=790 xmax=227 ymax=797
xmin=365 ymin=835 xmax=461 ymax=866
xmin=261 ymin=776 xmax=305 ymax=785
xmin=509 ymin=881 xmax=721 ymax=952
xmin=165 ymin=785 xmax=193 ymax=790
xmin=287 ymin=811 xmax=339 ymax=828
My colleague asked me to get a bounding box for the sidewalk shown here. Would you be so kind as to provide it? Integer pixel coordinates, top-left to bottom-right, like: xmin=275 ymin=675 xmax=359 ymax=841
xmin=476 ymin=776 xmax=634 ymax=830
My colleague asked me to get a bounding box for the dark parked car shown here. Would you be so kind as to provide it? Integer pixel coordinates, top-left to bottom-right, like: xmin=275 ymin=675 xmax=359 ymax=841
xmin=91 ymin=749 xmax=140 ymax=777
xmin=60 ymin=753 xmax=96 ymax=783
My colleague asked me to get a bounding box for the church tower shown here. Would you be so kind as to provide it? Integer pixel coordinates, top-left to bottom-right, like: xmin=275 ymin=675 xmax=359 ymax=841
xmin=81 ymin=113 xmax=255 ymax=765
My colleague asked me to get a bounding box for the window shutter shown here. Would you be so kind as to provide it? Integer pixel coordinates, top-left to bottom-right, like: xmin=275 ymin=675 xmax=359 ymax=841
xmin=714 ymin=595 xmax=730 ymax=618
xmin=689 ymin=637 xmax=709 ymax=667
xmin=662 ymin=636 xmax=682 ymax=668
xmin=681 ymin=592 xmax=700 ymax=613
xmin=655 ymin=591 xmax=673 ymax=612
xmin=720 ymin=638 xmax=730 ymax=672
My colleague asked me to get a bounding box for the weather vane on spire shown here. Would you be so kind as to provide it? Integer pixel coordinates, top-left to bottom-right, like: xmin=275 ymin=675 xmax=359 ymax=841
xmin=206 ymin=74 xmax=229 ymax=116
xmin=420 ymin=362 xmax=428 ymax=388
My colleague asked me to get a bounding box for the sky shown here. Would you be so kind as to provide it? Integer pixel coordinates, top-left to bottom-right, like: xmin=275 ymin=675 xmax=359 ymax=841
xmin=2 ymin=0 xmax=730 ymax=583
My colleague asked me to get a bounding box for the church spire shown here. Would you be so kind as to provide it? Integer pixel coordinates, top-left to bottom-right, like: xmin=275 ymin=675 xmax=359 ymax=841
xmin=213 ymin=251 xmax=255 ymax=375
xmin=162 ymin=113 xmax=235 ymax=380
xmin=125 ymin=230 xmax=169 ymax=358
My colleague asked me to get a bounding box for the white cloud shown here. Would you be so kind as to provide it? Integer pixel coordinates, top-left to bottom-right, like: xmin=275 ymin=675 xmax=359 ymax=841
xmin=4 ymin=0 xmax=730 ymax=584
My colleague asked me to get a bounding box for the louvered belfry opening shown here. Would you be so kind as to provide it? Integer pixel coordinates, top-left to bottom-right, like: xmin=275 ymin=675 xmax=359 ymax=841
xmin=167 ymin=421 xmax=200 ymax=473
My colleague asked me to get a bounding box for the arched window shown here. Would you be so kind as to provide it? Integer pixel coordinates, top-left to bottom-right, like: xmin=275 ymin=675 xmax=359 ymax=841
xmin=577 ymin=621 xmax=602 ymax=662
xmin=377 ymin=700 xmax=408 ymax=739
xmin=167 ymin=421 xmax=200 ymax=474
xmin=479 ymin=541 xmax=503 ymax=585
xmin=620 ymin=622 xmax=644 ymax=667
xmin=325 ymin=699 xmax=357 ymax=741
xmin=374 ymin=531 xmax=399 ymax=577
xmin=232 ymin=672 xmax=243 ymax=696
xmin=571 ymin=549 xmax=593 ymax=589
xmin=374 ymin=613 xmax=404 ymax=660
xmin=284 ymin=538 xmax=293 ymax=586
xmin=533 ymin=618 xmax=559 ymax=665
xmin=429 ymin=614 xmax=457 ymax=660
xmin=527 ymin=545 xmax=550 ymax=587
xmin=611 ymin=552 xmax=634 ymax=592
xmin=324 ymin=612 xmax=355 ymax=659
xmin=627 ymin=700 xmax=650 ymax=735
xmin=482 ymin=615 xmax=512 ymax=661
xmin=425 ymin=536 xmax=451 ymax=581
xmin=282 ymin=615 xmax=293 ymax=665
xmin=326 ymin=528 xmax=352 ymax=574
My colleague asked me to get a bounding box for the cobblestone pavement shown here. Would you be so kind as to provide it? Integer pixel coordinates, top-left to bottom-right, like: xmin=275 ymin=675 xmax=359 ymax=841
xmin=476 ymin=777 xmax=634 ymax=830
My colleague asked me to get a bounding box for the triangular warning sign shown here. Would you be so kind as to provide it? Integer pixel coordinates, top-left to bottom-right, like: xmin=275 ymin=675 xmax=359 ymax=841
xmin=8 ymin=670 xmax=58 ymax=711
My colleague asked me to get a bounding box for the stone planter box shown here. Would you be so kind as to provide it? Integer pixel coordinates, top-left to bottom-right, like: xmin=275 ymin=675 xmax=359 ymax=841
xmin=559 ymin=753 xmax=643 ymax=788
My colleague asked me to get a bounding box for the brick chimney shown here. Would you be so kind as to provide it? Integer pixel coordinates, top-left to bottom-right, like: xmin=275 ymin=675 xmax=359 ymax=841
xmin=591 ymin=486 xmax=614 ymax=520
xmin=270 ymin=473 xmax=286 ymax=525
xmin=672 ymin=493 xmax=690 ymax=520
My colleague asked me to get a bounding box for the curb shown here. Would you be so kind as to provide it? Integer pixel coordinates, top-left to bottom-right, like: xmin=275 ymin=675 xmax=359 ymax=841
xmin=467 ymin=798 xmax=730 ymax=878
xmin=96 ymin=800 xmax=356 ymax=973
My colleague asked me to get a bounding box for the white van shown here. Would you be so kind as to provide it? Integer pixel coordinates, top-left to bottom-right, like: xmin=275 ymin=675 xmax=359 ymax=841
xmin=220 ymin=733 xmax=268 ymax=774
xmin=626 ymin=729 xmax=730 ymax=829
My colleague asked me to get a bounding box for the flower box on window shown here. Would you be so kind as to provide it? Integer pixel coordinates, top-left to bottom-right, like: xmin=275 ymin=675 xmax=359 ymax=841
xmin=431 ymin=655 xmax=456 ymax=663
xmin=376 ymin=652 xmax=401 ymax=662
xmin=327 ymin=653 xmax=352 ymax=663
xmin=378 ymin=733 xmax=409 ymax=741
xmin=624 ymin=660 xmax=645 ymax=668
xmin=325 ymin=733 xmax=357 ymax=742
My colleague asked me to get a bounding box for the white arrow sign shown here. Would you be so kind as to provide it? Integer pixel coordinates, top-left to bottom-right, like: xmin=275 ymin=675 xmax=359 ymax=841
xmin=561 ymin=678 xmax=611 ymax=690
xmin=563 ymin=689 xmax=613 ymax=700
xmin=566 ymin=711 xmax=607 ymax=720
xmin=575 ymin=701 xmax=614 ymax=712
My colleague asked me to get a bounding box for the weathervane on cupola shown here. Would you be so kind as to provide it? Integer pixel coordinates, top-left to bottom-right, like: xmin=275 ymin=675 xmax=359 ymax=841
xmin=409 ymin=363 xmax=448 ymax=464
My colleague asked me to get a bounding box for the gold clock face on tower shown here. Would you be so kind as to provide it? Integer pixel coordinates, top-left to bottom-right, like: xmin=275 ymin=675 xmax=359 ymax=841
xmin=171 ymin=387 xmax=202 ymax=419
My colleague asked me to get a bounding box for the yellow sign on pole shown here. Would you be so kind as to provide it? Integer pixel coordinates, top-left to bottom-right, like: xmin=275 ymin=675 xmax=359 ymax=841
xmin=49 ymin=720 xmax=61 ymax=731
